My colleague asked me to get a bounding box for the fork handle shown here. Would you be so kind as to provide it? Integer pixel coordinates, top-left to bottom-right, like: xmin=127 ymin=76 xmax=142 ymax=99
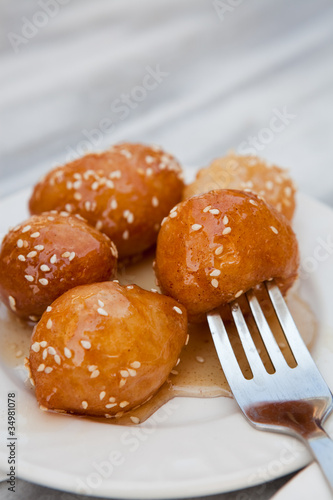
xmin=306 ymin=426 xmax=333 ymax=490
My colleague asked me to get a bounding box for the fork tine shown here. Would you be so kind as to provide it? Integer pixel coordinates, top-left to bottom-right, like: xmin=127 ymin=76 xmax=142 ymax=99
xmin=265 ymin=281 xmax=314 ymax=365
xmin=246 ymin=289 xmax=288 ymax=371
xmin=230 ymin=301 xmax=267 ymax=377
xmin=207 ymin=310 xmax=245 ymax=385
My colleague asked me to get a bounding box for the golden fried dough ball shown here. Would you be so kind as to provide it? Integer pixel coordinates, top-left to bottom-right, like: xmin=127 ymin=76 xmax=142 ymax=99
xmin=29 ymin=143 xmax=184 ymax=258
xmin=155 ymin=189 xmax=299 ymax=323
xmin=28 ymin=282 xmax=187 ymax=417
xmin=183 ymin=153 xmax=296 ymax=221
xmin=0 ymin=212 xmax=117 ymax=321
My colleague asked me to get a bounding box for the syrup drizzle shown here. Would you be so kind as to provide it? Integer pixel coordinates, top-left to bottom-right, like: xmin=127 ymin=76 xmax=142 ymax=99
xmin=0 ymin=251 xmax=317 ymax=425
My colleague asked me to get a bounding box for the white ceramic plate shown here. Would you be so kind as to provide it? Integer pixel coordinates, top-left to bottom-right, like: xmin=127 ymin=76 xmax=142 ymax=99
xmin=0 ymin=188 xmax=333 ymax=499
xmin=271 ymin=464 xmax=332 ymax=500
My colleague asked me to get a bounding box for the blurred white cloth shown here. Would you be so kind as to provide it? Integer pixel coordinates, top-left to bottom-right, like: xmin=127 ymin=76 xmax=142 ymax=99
xmin=1 ymin=0 xmax=333 ymax=205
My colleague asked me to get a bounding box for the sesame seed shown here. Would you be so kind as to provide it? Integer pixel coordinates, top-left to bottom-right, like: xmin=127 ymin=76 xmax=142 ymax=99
xmin=74 ymin=192 xmax=82 ymax=201
xmin=119 ymin=379 xmax=126 ymax=388
xmin=110 ymin=199 xmax=118 ymax=210
xmin=22 ymin=225 xmax=31 ymax=233
xmin=191 ymin=224 xmax=202 ymax=231
xmin=130 ymin=416 xmax=140 ymax=424
xmin=60 ymin=211 xmax=69 ymax=217
xmin=98 ymin=299 xmax=104 ymax=308
xmin=88 ymin=365 xmax=98 ymax=372
xmin=8 ymin=296 xmax=16 ymax=310
xmin=169 ymin=211 xmax=178 ymax=218
xmin=31 ymin=232 xmax=40 ymax=238
xmin=210 ymin=269 xmax=221 ymax=277
xmin=99 ymin=391 xmax=106 ymax=400
xmin=173 ymin=306 xmax=183 ymax=315
xmin=235 ymin=290 xmax=243 ymax=298
xmin=39 ymin=405 xmax=48 ymax=411
xmin=46 ymin=306 xmax=52 ymax=312
xmin=80 ymin=340 xmax=91 ymax=350
xmin=69 ymin=252 xmax=76 ymax=261
xmin=85 ymin=201 xmax=91 ymax=211
xmin=73 ymin=180 xmax=82 ymax=190
xmin=222 ymin=227 xmax=231 ymax=235
xmin=18 ymin=255 xmax=26 ymax=262
xmin=109 ymin=170 xmax=121 ymax=179
xmin=54 ymin=355 xmax=61 ymax=365
xmin=215 ymin=246 xmax=223 ymax=255
xmin=62 ymin=252 xmax=70 ymax=258
xmin=37 ymin=364 xmax=45 ymax=372
xmin=203 ymin=206 xmax=211 ymax=213
xmin=44 ymin=367 xmax=53 ymax=374
xmin=223 ymin=215 xmax=229 ymax=225
xmin=145 ymin=155 xmax=154 ymax=164
xmin=48 ymin=347 xmax=56 ymax=355
xmin=31 ymin=342 xmax=40 ymax=353
xmin=27 ymin=251 xmax=37 ymax=258
xmin=95 ymin=221 xmax=103 ymax=230
xmin=249 ymin=199 xmax=258 ymax=206
xmin=109 ymin=397 xmax=116 ymax=403
xmin=120 ymin=149 xmax=132 ymax=159
xmin=196 ymin=356 xmax=205 ymax=363
xmin=17 ymin=239 xmax=23 ymax=248
xmin=29 ymin=315 xmax=38 ymax=321
xmin=120 ymin=370 xmax=129 ymax=378
xmin=270 ymin=226 xmax=279 ymax=234
xmin=146 ymin=167 xmax=153 ymax=176
xmin=40 ymin=341 xmax=48 ymax=348
xmin=209 ymin=209 xmax=220 ymax=215
xmin=126 ymin=285 xmax=134 ymax=290
xmin=284 ymin=186 xmax=292 ymax=197
xmin=266 ymin=181 xmax=274 ymax=190
xmin=90 ymin=370 xmax=100 ymax=378
xmin=48 ymin=216 xmax=55 ymax=221
xmin=122 ymin=230 xmax=129 ymax=240
xmin=25 ymin=275 xmax=34 ymax=282
xmin=152 ymin=196 xmax=159 ymax=207
xmin=171 ymin=370 xmax=178 ymax=375
xmin=35 ymin=245 xmax=44 ymax=251
xmin=119 ymin=401 xmax=129 ymax=408
xmin=105 ymin=403 xmax=117 ymax=409
xmin=185 ymin=334 xmax=190 ymax=345
xmin=151 ymin=288 xmax=158 ymax=293
xmin=64 ymin=347 xmax=72 ymax=358
xmin=50 ymin=254 xmax=57 ymax=264
xmin=81 ymin=401 xmax=88 ymax=409
xmin=39 ymin=278 xmax=49 ymax=286
xmin=211 ymin=279 xmax=219 ymax=288
xmin=41 ymin=264 xmax=50 ymax=272
xmin=176 ymin=358 xmax=180 ymax=366
xmin=91 ymin=181 xmax=99 ymax=191
xmin=46 ymin=319 xmax=53 ymax=329
xmin=130 ymin=361 xmax=141 ymax=369
xmin=66 ymin=181 xmax=73 ymax=190
xmin=128 ymin=369 xmax=137 ymax=377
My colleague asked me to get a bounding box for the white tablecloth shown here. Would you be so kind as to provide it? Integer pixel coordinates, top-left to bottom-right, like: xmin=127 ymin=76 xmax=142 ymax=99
xmin=0 ymin=0 xmax=333 ymax=498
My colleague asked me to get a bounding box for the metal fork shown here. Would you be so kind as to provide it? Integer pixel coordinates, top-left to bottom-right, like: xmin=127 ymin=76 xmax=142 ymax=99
xmin=207 ymin=280 xmax=333 ymax=491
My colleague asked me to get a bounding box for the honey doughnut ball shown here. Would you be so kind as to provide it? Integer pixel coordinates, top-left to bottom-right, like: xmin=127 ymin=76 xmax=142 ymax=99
xmin=0 ymin=212 xmax=117 ymax=321
xmin=29 ymin=143 xmax=184 ymax=258
xmin=28 ymin=282 xmax=187 ymax=417
xmin=155 ymin=189 xmax=299 ymax=323
xmin=183 ymin=153 xmax=296 ymax=221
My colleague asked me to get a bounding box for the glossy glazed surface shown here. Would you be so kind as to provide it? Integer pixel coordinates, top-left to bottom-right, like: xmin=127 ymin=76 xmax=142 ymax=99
xmin=183 ymin=154 xmax=296 ymax=221
xmin=0 ymin=212 xmax=117 ymax=320
xmin=156 ymin=189 xmax=299 ymax=322
xmin=29 ymin=143 xmax=184 ymax=258
xmin=28 ymin=281 xmax=187 ymax=417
